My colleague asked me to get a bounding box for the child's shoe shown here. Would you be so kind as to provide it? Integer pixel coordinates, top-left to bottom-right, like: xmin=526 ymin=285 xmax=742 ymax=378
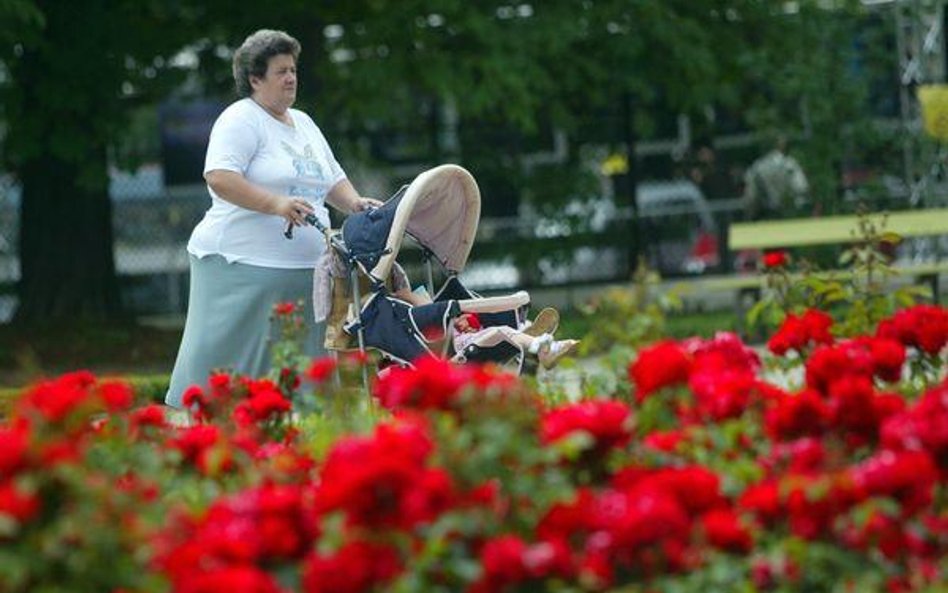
xmin=522 ymin=307 xmax=559 ymax=338
xmin=538 ymin=339 xmax=579 ymax=369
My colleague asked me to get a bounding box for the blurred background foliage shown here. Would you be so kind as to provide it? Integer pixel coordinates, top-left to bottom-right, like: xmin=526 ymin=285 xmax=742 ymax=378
xmin=0 ymin=0 xmax=911 ymax=322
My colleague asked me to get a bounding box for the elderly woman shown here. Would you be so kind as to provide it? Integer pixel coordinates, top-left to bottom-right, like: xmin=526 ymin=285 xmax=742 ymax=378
xmin=166 ymin=29 xmax=379 ymax=407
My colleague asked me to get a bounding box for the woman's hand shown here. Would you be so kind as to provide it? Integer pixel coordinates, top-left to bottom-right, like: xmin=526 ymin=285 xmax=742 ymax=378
xmin=354 ymin=196 xmax=383 ymax=212
xmin=327 ymin=179 xmax=381 ymax=214
xmin=274 ymin=196 xmax=315 ymax=226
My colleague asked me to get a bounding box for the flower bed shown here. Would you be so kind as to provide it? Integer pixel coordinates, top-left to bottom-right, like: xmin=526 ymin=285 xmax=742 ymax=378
xmin=1 ymin=300 xmax=947 ymax=592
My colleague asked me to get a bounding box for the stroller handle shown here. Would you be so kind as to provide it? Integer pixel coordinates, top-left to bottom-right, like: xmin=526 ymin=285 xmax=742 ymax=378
xmin=283 ymin=213 xmax=329 ymax=240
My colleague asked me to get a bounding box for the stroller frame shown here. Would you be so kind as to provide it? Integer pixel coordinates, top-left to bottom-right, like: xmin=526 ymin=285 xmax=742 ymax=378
xmin=302 ymin=165 xmax=533 ymax=391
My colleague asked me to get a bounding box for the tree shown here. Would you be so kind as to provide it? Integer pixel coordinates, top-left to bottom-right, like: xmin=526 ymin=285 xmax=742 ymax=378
xmin=0 ymin=0 xmax=896 ymax=324
xmin=0 ymin=1 xmax=201 ymax=323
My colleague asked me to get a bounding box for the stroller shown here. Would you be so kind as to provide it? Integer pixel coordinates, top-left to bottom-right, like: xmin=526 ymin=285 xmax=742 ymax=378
xmin=306 ymin=164 xmax=541 ymax=379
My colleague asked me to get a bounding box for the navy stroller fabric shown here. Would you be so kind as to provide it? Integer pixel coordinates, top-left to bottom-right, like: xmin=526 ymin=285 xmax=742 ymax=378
xmin=341 ymin=187 xmax=406 ymax=277
xmin=435 ymin=276 xmax=518 ymax=329
xmin=352 ymin=294 xmax=457 ymax=364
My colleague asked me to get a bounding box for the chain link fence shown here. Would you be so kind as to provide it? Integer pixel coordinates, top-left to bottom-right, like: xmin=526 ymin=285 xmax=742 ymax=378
xmin=10 ymin=160 xmax=941 ymax=322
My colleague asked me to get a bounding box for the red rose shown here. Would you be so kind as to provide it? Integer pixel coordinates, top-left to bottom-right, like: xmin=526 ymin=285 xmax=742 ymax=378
xmin=0 ymin=423 xmax=30 ymax=477
xmin=273 ymin=301 xmax=296 ymax=316
xmin=472 ymin=535 xmax=529 ymax=591
xmin=372 ymin=356 xmax=469 ymax=411
xmin=540 ymin=400 xmax=632 ymax=452
xmin=306 ymin=357 xmax=337 ymax=383
xmin=628 ymin=340 xmax=692 ymax=401
xmin=302 ymin=541 xmax=401 ymax=593
xmin=171 ymin=566 xmax=282 ymax=593
xmin=0 ymin=481 xmax=40 ymax=524
xmin=762 ymin=250 xmax=788 ymax=268
xmin=130 ymin=404 xmax=168 ymax=431
xmin=701 ymin=508 xmax=752 ymax=553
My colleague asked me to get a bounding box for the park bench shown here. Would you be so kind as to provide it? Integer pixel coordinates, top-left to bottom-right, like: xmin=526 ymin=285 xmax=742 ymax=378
xmin=725 ymin=207 xmax=948 ymax=303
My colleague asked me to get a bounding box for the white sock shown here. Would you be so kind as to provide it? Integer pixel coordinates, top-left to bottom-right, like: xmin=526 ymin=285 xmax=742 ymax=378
xmin=528 ymin=333 xmax=553 ymax=354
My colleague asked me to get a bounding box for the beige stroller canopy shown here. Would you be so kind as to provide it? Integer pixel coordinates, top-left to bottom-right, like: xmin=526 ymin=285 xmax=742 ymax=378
xmin=342 ymin=164 xmax=481 ymax=284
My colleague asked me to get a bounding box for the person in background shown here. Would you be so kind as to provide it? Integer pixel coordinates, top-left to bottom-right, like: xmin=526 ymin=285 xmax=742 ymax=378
xmin=742 ymin=135 xmax=810 ymax=220
xmin=166 ymin=29 xmax=380 ymax=407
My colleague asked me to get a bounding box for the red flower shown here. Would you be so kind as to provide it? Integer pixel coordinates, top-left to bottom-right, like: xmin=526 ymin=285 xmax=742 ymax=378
xmin=98 ymin=380 xmax=133 ymax=412
xmin=768 ymin=309 xmax=834 ymax=355
xmin=613 ymin=465 xmax=724 ymax=515
xmin=828 ymin=374 xmax=880 ymax=439
xmin=306 ymin=357 xmax=337 ymax=383
xmin=181 ymin=386 xmax=206 ymax=410
xmin=0 ymin=480 xmax=40 ymax=524
xmin=865 ymin=337 xmax=906 ymax=383
xmin=540 ymin=400 xmax=632 ymax=452
xmin=701 ymin=508 xmax=752 ymax=553
xmin=881 ymin=382 xmax=948 ymax=475
xmin=805 ymin=342 xmax=874 ymax=394
xmin=737 ymin=480 xmax=781 ymax=525
xmin=761 ymin=437 xmax=826 ymax=475
xmin=849 ymin=450 xmax=938 ymax=515
xmin=15 ymin=370 xmax=98 ymax=422
xmin=234 ymin=385 xmax=291 ymax=425
xmin=877 ymin=304 xmax=948 ymax=355
xmin=628 ymin=340 xmax=692 ymax=401
xmin=372 ymin=356 xmax=470 ymax=411
xmin=689 ymin=367 xmax=756 ymax=421
xmin=302 ymin=541 xmax=401 ymax=593
xmin=315 ymin=418 xmax=452 ymax=528
xmin=273 ymin=301 xmax=297 ymax=316
xmin=594 ymin=485 xmax=691 ymax=572
xmin=130 ymin=405 xmax=168 ymax=431
xmin=471 ymin=535 xmax=529 ymax=591
xmin=173 ymin=566 xmax=282 ymax=593
xmin=0 ymin=423 xmax=30 ymax=477
xmin=764 ymin=389 xmax=831 ymax=441
xmin=642 ymin=429 xmax=684 ymax=453
xmin=685 ymin=331 xmax=760 ymax=373
xmin=169 ymin=425 xmax=234 ymax=475
xmin=762 ymin=250 xmax=788 ymax=268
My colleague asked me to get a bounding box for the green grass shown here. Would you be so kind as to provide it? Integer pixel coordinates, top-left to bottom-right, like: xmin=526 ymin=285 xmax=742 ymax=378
xmin=664 ymin=308 xmax=740 ymax=339
xmin=559 ymin=306 xmax=739 ymax=342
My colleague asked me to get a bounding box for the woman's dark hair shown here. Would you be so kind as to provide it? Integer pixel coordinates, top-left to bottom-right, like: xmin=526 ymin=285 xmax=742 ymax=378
xmin=232 ymin=29 xmax=301 ymax=98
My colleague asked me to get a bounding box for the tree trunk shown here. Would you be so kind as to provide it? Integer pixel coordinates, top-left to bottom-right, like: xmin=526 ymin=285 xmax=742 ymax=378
xmin=15 ymin=150 xmax=123 ymax=323
xmin=8 ymin=7 xmax=125 ymax=325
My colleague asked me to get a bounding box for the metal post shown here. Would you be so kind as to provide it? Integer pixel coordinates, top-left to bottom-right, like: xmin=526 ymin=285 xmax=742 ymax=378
xmin=348 ymin=266 xmax=370 ymax=394
xmin=895 ymin=0 xmax=946 ymax=207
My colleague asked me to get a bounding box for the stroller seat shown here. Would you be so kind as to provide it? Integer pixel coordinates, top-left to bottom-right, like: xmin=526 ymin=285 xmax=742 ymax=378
xmin=309 ymin=164 xmax=537 ymax=375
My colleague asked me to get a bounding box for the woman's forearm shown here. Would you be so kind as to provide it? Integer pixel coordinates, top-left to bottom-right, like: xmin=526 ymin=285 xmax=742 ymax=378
xmin=205 ymin=169 xmax=314 ymax=225
xmin=326 ymin=178 xmax=362 ymax=214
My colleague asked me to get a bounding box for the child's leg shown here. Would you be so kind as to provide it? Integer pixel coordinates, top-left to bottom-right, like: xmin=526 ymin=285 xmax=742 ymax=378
xmin=480 ymin=327 xmax=551 ymax=353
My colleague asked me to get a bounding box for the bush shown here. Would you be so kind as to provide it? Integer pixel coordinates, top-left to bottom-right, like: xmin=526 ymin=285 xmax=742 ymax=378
xmin=0 ymin=299 xmax=947 ymax=592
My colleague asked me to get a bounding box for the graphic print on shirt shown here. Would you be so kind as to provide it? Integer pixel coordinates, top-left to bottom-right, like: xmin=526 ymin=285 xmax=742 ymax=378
xmin=282 ymin=141 xmax=329 ymax=202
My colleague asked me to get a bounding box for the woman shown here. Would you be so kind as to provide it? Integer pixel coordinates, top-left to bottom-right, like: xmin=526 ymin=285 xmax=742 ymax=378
xmin=166 ymin=29 xmax=379 ymax=407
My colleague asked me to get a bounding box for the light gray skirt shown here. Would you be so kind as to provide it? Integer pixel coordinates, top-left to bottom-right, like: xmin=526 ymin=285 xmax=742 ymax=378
xmin=165 ymin=254 xmax=325 ymax=408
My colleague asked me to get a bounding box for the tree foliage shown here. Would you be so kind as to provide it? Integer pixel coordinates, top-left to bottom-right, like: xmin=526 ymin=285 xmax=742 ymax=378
xmin=0 ymin=1 xmax=204 ymax=322
xmin=0 ymin=0 xmax=899 ymax=322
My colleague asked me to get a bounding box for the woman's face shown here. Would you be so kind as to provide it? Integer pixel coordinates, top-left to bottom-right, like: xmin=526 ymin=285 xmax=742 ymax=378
xmin=251 ymin=53 xmax=297 ymax=112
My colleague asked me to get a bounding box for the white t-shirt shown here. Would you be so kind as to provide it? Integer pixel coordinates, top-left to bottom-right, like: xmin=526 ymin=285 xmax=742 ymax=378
xmin=188 ymin=98 xmax=346 ymax=268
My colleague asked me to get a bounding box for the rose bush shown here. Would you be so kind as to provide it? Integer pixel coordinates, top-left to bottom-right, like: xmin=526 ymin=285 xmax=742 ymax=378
xmin=0 ymin=301 xmax=946 ymax=592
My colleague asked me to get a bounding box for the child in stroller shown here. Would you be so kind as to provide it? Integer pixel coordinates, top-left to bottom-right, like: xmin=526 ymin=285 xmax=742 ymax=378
xmin=391 ymin=277 xmax=579 ymax=370
xmin=452 ymin=311 xmax=578 ymax=369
